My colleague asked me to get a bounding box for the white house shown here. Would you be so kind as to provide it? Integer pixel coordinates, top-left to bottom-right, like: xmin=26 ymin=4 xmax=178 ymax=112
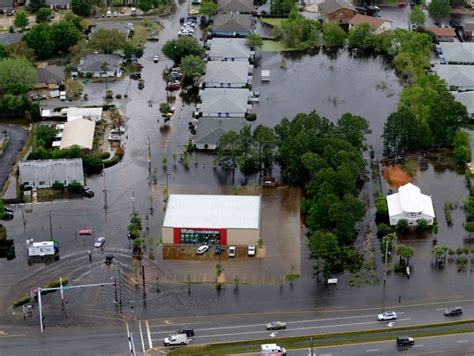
xmin=386 ymin=183 xmax=435 ymax=226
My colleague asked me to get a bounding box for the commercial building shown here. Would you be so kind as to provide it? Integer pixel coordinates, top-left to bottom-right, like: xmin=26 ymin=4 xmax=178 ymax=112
xmin=386 ymin=183 xmax=435 ymax=226
xmin=162 ymin=194 xmax=261 ymax=246
xmin=19 ymin=158 xmax=84 ymax=189
xmin=59 ymin=118 xmax=96 ymax=150
xmin=217 ymin=0 xmax=254 ymax=13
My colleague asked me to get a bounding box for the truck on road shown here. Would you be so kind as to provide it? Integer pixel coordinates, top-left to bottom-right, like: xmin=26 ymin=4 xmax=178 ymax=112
xmin=261 ymin=343 xmax=286 ymax=355
xmin=163 ymin=334 xmax=189 ymax=346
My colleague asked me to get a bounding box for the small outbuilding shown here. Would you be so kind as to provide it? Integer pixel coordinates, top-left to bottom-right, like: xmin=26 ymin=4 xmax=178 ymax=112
xmin=162 ymin=194 xmax=261 ymax=246
xmin=386 ymin=183 xmax=435 ymax=226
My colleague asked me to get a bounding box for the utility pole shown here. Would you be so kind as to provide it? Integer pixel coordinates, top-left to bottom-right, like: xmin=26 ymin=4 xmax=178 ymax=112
xmin=118 ymin=261 xmax=123 ymax=306
xmin=310 ymin=337 xmax=314 ymax=356
xmin=147 ymin=137 xmax=151 ymax=172
xmin=141 ymin=265 xmax=145 ymax=290
xmin=113 ymin=276 xmax=118 ymax=306
xmin=383 ymin=237 xmax=389 ymax=287
xmin=166 ymin=173 xmax=169 ymax=192
xmin=103 ymin=163 xmax=108 ymax=210
xmin=21 ymin=206 xmax=26 ymax=232
xmin=48 ymin=211 xmax=53 ymax=241
xmin=38 ymin=288 xmax=43 ymax=332
xmin=131 ymin=192 xmax=135 ymax=215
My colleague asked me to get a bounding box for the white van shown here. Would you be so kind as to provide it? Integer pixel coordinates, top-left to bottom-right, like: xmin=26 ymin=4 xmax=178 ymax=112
xmin=163 ymin=334 xmax=189 ymax=346
xmin=261 ymin=343 xmax=286 ymax=355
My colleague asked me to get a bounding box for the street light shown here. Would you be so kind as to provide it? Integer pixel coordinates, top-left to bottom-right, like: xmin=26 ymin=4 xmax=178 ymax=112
xmin=131 ymin=192 xmax=136 ymax=215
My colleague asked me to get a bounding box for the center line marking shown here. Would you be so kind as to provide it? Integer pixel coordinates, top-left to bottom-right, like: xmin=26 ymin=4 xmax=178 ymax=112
xmin=366 ymin=349 xmax=379 ymax=352
xmin=456 ymin=340 xmax=468 ymax=343
xmin=414 ymin=344 xmax=424 ymax=348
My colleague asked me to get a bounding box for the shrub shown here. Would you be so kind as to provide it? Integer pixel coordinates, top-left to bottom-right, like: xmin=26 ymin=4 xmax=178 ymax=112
xmin=416 ymin=219 xmax=429 ymax=232
xmin=375 ymin=193 xmax=388 ymax=219
xmin=377 ymin=223 xmax=393 ymax=238
xmin=67 ymin=182 xmax=82 ymax=192
xmin=52 ymin=182 xmax=65 ymax=191
xmin=103 ymin=154 xmax=121 ymax=168
xmin=45 ymin=277 xmax=68 ymax=289
xmin=101 ymin=152 xmax=111 ymax=159
xmin=444 ymin=201 xmax=453 ymax=225
xmin=246 ymin=113 xmax=257 ymax=121
xmin=396 ymin=219 xmax=410 ymax=233
xmin=115 ymin=94 xmax=122 ymax=99
xmin=12 ymin=295 xmax=31 ymax=308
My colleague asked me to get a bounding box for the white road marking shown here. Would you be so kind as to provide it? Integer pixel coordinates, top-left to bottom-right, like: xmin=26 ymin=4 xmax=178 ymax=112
xmin=146 ymin=320 xmax=153 ymax=350
xmin=456 ymin=340 xmax=469 ymax=343
xmin=319 ymin=354 xmax=332 ymax=356
xmin=436 ymin=308 xmax=446 ymax=311
xmin=270 ymin=332 xmax=278 ymax=337
xmin=148 ymin=313 xmax=406 ymax=334
xmin=413 ymin=344 xmax=424 ymax=348
xmin=366 ymin=349 xmax=379 ymax=352
xmin=150 ymin=319 xmax=412 ymax=341
xmin=138 ymin=320 xmax=146 ymax=354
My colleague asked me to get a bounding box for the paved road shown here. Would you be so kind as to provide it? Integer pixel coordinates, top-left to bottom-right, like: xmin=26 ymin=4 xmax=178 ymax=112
xmin=142 ymin=300 xmax=474 ymax=349
xmin=0 ymin=124 xmax=27 ymax=191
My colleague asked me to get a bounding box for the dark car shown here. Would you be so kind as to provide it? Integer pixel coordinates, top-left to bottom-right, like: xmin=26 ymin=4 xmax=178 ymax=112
xmin=80 ymin=187 xmax=94 ymax=198
xmin=214 ymin=245 xmax=225 ymax=255
xmin=176 ymin=328 xmax=194 ymax=337
xmin=1 ymin=211 xmax=14 ymax=220
xmin=130 ymin=72 xmax=141 ymax=80
xmin=397 ymin=336 xmax=414 ymax=346
xmin=444 ymin=306 xmax=463 ymax=316
xmin=105 ymin=255 xmax=114 ymax=265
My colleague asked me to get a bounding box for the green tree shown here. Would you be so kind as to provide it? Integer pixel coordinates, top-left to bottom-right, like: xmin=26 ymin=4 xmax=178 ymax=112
xmin=396 ymin=243 xmax=415 ymax=266
xmin=0 ymin=44 xmax=6 ymax=58
xmin=51 ymin=20 xmax=81 ymax=53
xmin=235 ymin=125 xmax=258 ymax=175
xmin=377 ymin=223 xmax=393 ymax=238
xmin=0 ymin=57 xmax=37 ymax=94
xmin=123 ymin=43 xmax=144 ymax=62
xmin=71 ymin=0 xmax=92 ymax=17
xmin=24 ymin=23 xmax=55 ymax=59
xmin=14 ymin=11 xmax=29 ymax=31
xmin=30 ymin=0 xmax=46 ymax=13
xmin=274 ymin=15 xmax=321 ymax=50
xmin=36 ymin=126 xmax=57 ymax=148
xmin=162 ymin=36 xmax=204 ymax=64
xmin=215 ymin=130 xmax=240 ymax=175
xmin=200 ymin=0 xmax=218 ymax=17
xmin=271 ymin=0 xmax=297 ymax=15
xmin=308 ymin=231 xmax=340 ymax=260
xmin=5 ymin=42 xmax=35 ymax=60
xmin=137 ymin=0 xmax=153 ymax=13
xmin=246 ymin=33 xmax=263 ymax=49
xmin=428 ymin=0 xmax=451 ymax=21
xmin=396 ymin=219 xmax=410 ymax=233
xmin=432 ymin=245 xmax=447 ymax=266
xmin=453 ymin=131 xmax=471 ymax=164
xmin=63 ymin=11 xmax=83 ymax=31
xmin=36 ymin=8 xmax=52 ymax=23
xmin=180 ymin=54 xmax=206 ymax=79
xmin=410 ymin=6 xmax=426 ymax=27
xmin=416 ymin=219 xmax=429 ymax=232
xmin=253 ymin=124 xmax=277 ymax=176
xmin=322 ymin=22 xmax=346 ymax=48
xmin=89 ymin=28 xmax=126 ymax=54
xmin=348 ymin=23 xmax=370 ymax=49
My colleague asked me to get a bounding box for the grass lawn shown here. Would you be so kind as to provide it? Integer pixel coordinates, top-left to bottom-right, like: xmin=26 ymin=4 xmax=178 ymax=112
xmin=261 ymin=40 xmax=298 ymax=52
xmin=130 ymin=20 xmax=162 ymax=48
xmin=260 ymin=18 xmax=285 ymax=27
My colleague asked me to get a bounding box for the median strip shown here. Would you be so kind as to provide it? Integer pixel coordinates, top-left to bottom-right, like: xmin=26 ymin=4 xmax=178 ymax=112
xmin=164 ymin=320 xmax=474 ymax=355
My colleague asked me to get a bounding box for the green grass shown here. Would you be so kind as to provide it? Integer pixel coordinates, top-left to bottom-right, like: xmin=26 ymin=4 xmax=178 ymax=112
xmin=130 ymin=20 xmax=162 ymax=48
xmin=261 ymin=40 xmax=298 ymax=52
xmin=260 ymin=18 xmax=285 ymax=27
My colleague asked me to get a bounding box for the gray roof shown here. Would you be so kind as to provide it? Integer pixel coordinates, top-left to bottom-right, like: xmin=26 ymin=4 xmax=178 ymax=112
xmin=433 ymin=65 xmax=474 ymax=88
xmin=218 ymin=0 xmax=254 ymax=13
xmin=453 ymin=91 xmax=474 ymax=115
xmin=193 ymin=118 xmax=248 ymax=146
xmin=203 ymin=61 xmax=251 ymax=85
xmin=318 ymin=0 xmax=355 ymax=14
xmin=198 ymin=88 xmax=251 ymax=114
xmin=213 ymin=13 xmax=253 ymax=33
xmin=438 ymin=43 xmax=474 ymax=63
xmin=19 ymin=158 xmax=84 ymax=185
xmin=207 ymin=38 xmax=252 ymax=59
xmin=0 ymin=0 xmax=13 ymax=10
xmin=45 ymin=0 xmax=70 ymax=5
xmin=78 ymin=53 xmax=122 ymax=73
xmin=0 ymin=32 xmax=24 ymax=45
xmin=37 ymin=65 xmax=65 ymax=84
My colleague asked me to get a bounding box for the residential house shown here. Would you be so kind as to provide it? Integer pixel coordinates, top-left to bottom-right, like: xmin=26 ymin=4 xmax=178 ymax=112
xmin=0 ymin=0 xmax=13 ymax=11
xmin=0 ymin=32 xmax=24 ymax=45
xmin=206 ymin=38 xmax=254 ymax=62
xmin=19 ymin=158 xmax=84 ymax=189
xmin=192 ymin=117 xmax=247 ymax=150
xmin=77 ymin=54 xmax=123 ymax=78
xmin=196 ymin=88 xmax=252 ymax=118
xmin=348 ymin=14 xmax=392 ymax=34
xmin=45 ymin=0 xmax=70 ymax=9
xmin=61 ymin=107 xmax=103 ymax=122
xmin=463 ymin=23 xmax=474 ymax=41
xmin=436 ymin=42 xmax=474 ymax=64
xmin=35 ymin=65 xmax=65 ymax=90
xmin=89 ymin=22 xmax=133 ymax=41
xmin=386 ymin=183 xmax=435 ymax=226
xmin=211 ymin=13 xmax=253 ymax=37
xmin=452 ymin=91 xmax=474 ymax=120
xmin=59 ymin=118 xmax=95 ymax=151
xmin=433 ymin=65 xmax=474 ymax=91
xmin=202 ymin=61 xmax=253 ymax=88
xmin=425 ymin=26 xmax=455 ymax=42
xmin=318 ymin=0 xmax=358 ymax=25
xmin=217 ymin=0 xmax=255 ymax=14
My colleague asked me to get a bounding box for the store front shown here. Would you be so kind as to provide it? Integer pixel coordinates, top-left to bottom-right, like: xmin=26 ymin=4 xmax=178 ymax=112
xmin=173 ymin=228 xmax=227 ymax=245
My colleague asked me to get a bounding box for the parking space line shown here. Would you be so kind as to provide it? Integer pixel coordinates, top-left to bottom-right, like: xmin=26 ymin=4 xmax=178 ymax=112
xmin=138 ymin=320 xmax=145 ymax=354
xmin=146 ymin=320 xmax=153 ymax=349
xmin=456 ymin=340 xmax=469 ymax=343
xmin=366 ymin=349 xmax=379 ymax=352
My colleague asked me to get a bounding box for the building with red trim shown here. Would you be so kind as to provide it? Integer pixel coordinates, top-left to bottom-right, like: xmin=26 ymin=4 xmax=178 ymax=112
xmin=162 ymin=194 xmax=261 ymax=246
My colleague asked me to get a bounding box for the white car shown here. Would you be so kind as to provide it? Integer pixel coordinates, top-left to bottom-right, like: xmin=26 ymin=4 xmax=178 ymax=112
xmin=59 ymin=91 xmax=66 ymax=101
xmin=248 ymin=245 xmax=256 ymax=256
xmin=94 ymin=237 xmax=105 ymax=248
xmin=377 ymin=311 xmax=397 ymax=321
xmin=153 ymin=55 xmax=159 ymax=63
xmin=196 ymin=245 xmax=209 ymax=255
xmin=228 ymin=246 xmax=236 ymax=257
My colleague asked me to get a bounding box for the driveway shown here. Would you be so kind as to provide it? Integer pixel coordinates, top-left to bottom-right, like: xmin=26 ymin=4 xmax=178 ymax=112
xmin=0 ymin=124 xmax=28 ymax=193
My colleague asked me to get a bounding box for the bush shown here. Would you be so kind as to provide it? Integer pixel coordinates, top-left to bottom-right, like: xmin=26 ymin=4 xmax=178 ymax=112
xmin=444 ymin=201 xmax=453 ymax=225
xmin=416 ymin=219 xmax=429 ymax=232
xmin=115 ymin=94 xmax=122 ymax=99
xmin=246 ymin=112 xmax=257 ymax=121
xmin=45 ymin=276 xmax=68 ymax=289
xmin=377 ymin=223 xmax=393 ymax=238
xmin=67 ymin=182 xmax=82 ymax=192
xmin=396 ymin=219 xmax=410 ymax=233
xmin=375 ymin=193 xmax=388 ymax=221
xmin=101 ymin=152 xmax=111 ymax=159
xmin=12 ymin=295 xmax=31 ymax=308
xmin=52 ymin=182 xmax=65 ymax=191
xmin=103 ymin=154 xmax=121 ymax=168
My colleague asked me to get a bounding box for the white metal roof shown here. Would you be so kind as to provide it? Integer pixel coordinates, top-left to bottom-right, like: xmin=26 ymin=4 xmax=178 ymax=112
xmin=163 ymin=194 xmax=261 ymax=229
xmin=386 ymin=183 xmax=435 ymax=218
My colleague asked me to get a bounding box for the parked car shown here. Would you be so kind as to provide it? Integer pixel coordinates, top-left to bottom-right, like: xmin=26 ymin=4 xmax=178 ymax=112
xmin=378 ymin=311 xmax=397 ymax=321
xmin=196 ymin=245 xmax=210 ymax=255
xmin=166 ymin=81 xmax=181 ymax=91
xmin=444 ymin=306 xmax=463 ymax=316
xmin=147 ymin=35 xmax=159 ymax=42
xmin=1 ymin=211 xmax=14 ymax=220
xmin=153 ymin=55 xmax=159 ymax=63
xmin=248 ymin=245 xmax=256 ymax=257
xmin=176 ymin=328 xmax=194 ymax=337
xmin=4 ymin=206 xmax=13 ymax=214
xmin=265 ymin=321 xmax=286 ymax=330
xmin=59 ymin=91 xmax=66 ymax=101
xmin=94 ymin=237 xmax=106 ymax=248
xmin=228 ymin=246 xmax=236 ymax=257
xmin=397 ymin=336 xmax=415 ymax=346
xmin=105 ymin=255 xmax=114 ymax=265
xmin=6 ymin=10 xmax=15 ymax=16
xmin=112 ymin=11 xmax=118 ymax=17
xmin=130 ymin=72 xmax=141 ymax=80
xmin=80 ymin=187 xmax=94 ymax=198
xmin=214 ymin=245 xmax=225 ymax=255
